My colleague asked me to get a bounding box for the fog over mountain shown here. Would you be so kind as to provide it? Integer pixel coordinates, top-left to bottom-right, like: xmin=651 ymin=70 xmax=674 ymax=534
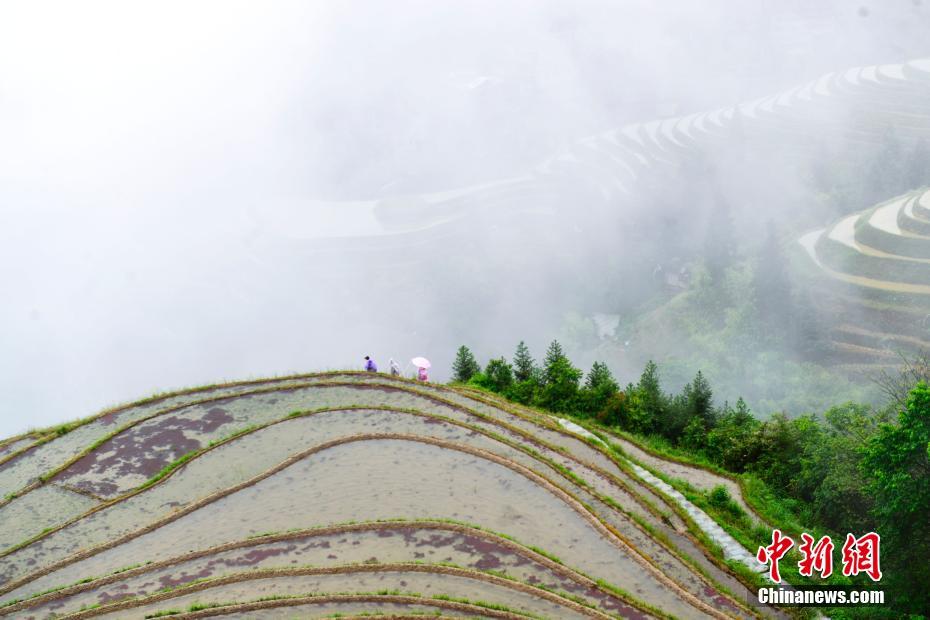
xmin=4 ymin=0 xmax=930 ymax=436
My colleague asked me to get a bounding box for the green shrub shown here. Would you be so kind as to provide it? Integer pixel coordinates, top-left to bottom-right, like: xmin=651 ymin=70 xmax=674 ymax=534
xmin=484 ymin=357 xmax=514 ymax=393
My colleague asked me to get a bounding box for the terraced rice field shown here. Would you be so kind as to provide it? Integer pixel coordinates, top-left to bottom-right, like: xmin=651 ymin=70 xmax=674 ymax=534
xmin=530 ymin=58 xmax=930 ymax=206
xmin=798 ymin=187 xmax=930 ymax=367
xmin=252 ymin=58 xmax=930 ymax=250
xmin=0 ymin=372 xmax=786 ymax=619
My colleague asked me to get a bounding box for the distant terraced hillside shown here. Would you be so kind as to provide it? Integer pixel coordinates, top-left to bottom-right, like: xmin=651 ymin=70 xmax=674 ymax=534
xmin=252 ymin=58 xmax=930 ymax=249
xmin=543 ymin=60 xmax=930 ymax=200
xmin=0 ymin=373 xmax=786 ymax=619
xmin=798 ymin=187 xmax=930 ymax=370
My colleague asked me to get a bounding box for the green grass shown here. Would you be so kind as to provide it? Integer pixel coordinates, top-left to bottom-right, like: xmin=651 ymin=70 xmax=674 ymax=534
xmin=138 ymin=450 xmax=201 ymax=490
xmin=207 ymin=425 xmax=258 ymax=448
xmin=144 ymin=610 xmax=181 ymax=618
xmin=430 ymin=594 xmax=543 ymax=618
xmin=526 ymin=545 xmax=563 ymax=565
xmin=707 ymin=485 xmax=749 ymax=525
xmin=606 ymin=435 xmax=863 ymax=618
xmin=479 ymin=389 xmax=834 ymax=601
xmin=584 ymin=414 xmax=857 ymax=596
xmin=595 ymin=425 xmax=785 ymax=527
xmin=456 ymin=386 xmax=773 ymax=611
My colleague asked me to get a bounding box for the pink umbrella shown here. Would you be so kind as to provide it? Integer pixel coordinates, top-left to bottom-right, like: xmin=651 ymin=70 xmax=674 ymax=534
xmin=411 ymin=357 xmax=431 ymax=369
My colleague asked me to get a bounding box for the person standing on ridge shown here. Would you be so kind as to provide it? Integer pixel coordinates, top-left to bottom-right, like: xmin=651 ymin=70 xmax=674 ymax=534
xmin=389 ymin=358 xmax=400 ymax=376
xmin=411 ymin=356 xmax=431 ymax=382
xmin=364 ymin=356 xmax=378 ymax=372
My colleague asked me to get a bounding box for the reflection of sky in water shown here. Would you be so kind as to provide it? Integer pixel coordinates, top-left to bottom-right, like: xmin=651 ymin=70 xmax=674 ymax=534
xmin=4 ymin=439 xmax=687 ymax=613
xmin=28 ymin=524 xmax=635 ymax=619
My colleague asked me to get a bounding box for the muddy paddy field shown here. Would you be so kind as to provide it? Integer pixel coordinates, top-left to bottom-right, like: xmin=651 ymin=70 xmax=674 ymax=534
xmin=0 ymin=373 xmax=785 ymax=619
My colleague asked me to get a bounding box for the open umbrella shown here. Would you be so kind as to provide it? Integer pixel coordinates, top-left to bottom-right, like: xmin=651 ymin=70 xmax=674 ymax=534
xmin=411 ymin=356 xmax=431 ymax=369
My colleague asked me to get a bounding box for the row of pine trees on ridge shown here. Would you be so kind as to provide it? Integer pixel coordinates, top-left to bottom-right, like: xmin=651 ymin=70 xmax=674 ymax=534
xmin=452 ymin=340 xmax=720 ymax=449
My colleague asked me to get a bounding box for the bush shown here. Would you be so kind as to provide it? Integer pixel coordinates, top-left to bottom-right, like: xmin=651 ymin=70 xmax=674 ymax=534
xmin=707 ymin=485 xmax=748 ymax=526
xmin=705 ymin=398 xmax=758 ymax=471
xmin=709 ymin=484 xmax=732 ymax=506
xmin=536 ymin=355 xmax=582 ymax=413
xmin=484 ymin=358 xmax=514 ymax=393
xmin=681 ymin=417 xmax=708 ymax=451
xmin=508 ymin=378 xmax=539 ymax=405
xmin=596 ymin=391 xmax=629 ymax=426
xmin=467 ymin=372 xmax=492 ymax=390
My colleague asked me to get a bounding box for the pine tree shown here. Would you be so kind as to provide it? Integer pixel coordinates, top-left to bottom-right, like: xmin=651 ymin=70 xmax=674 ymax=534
xmin=513 ymin=341 xmax=536 ymax=382
xmin=732 ymin=397 xmax=753 ymax=426
xmin=632 ymin=360 xmax=664 ymax=434
xmin=451 ymin=345 xmax=481 ymax=383
xmin=582 ymin=361 xmax=620 ymax=416
xmin=543 ymin=340 xmax=567 ymax=385
xmin=638 ymin=360 xmax=662 ymax=403
xmin=585 ymin=361 xmax=619 ymax=392
xmin=538 ymin=354 xmax=582 ymax=413
xmin=685 ymin=370 xmax=715 ymax=427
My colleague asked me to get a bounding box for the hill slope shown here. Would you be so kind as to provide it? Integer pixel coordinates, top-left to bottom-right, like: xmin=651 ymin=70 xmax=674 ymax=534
xmin=0 ymin=372 xmax=785 ymax=619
